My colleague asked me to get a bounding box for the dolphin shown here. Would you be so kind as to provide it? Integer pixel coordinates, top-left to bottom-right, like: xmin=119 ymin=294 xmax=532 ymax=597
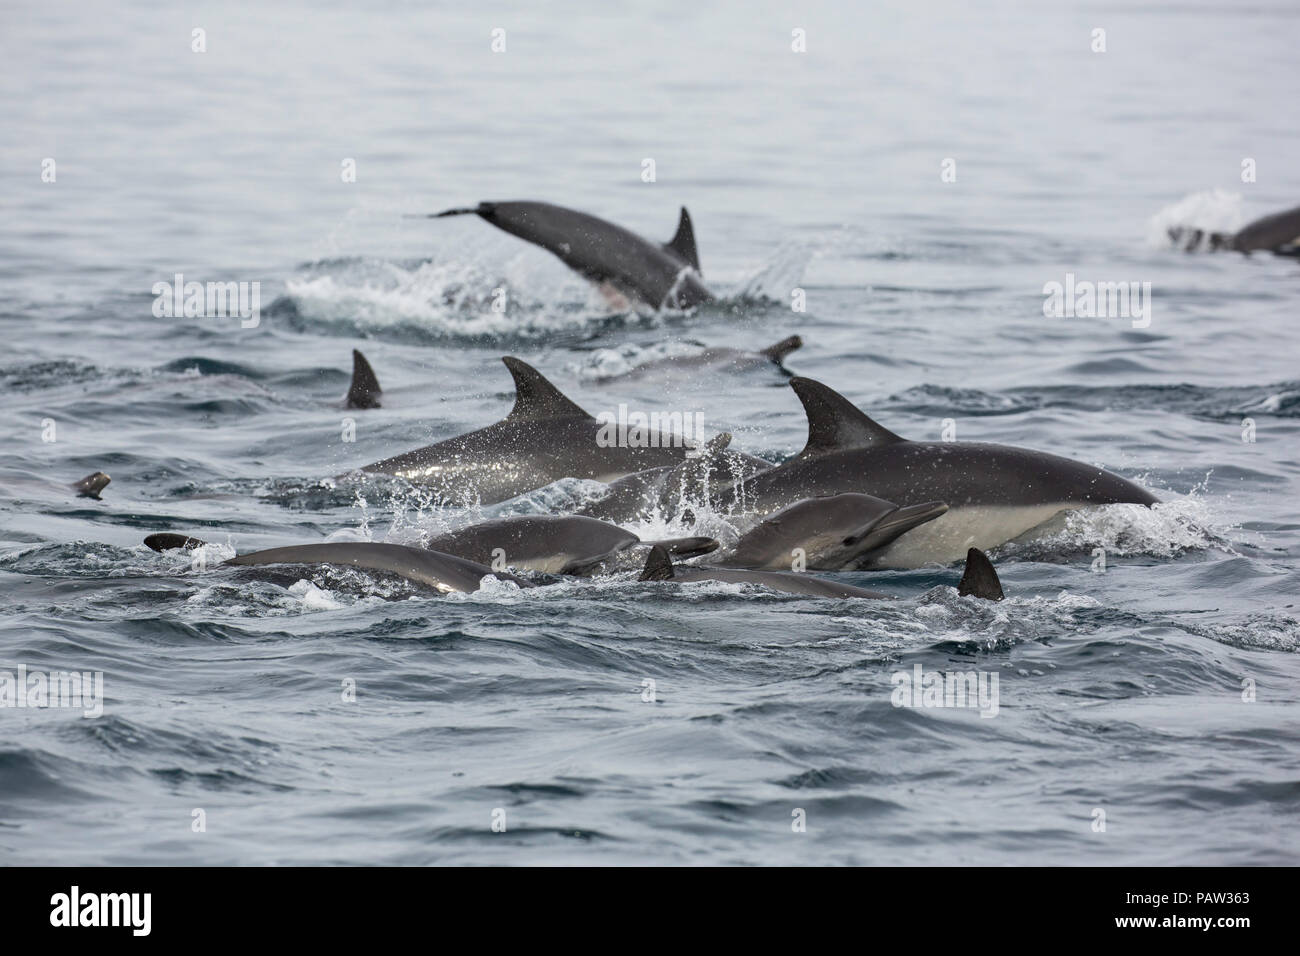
xmin=720 ymin=493 xmax=949 ymax=571
xmin=346 ymin=349 xmax=382 ymax=409
xmin=638 ymin=544 xmax=1005 ymax=601
xmin=595 ymin=335 xmax=803 ymax=382
xmin=732 ymin=377 xmax=1158 ymax=568
xmin=415 ymin=201 xmax=714 ymax=309
xmin=144 ymin=535 xmax=530 ymax=593
xmin=357 ymin=356 xmax=699 ymax=504
xmin=425 ymin=514 xmax=717 ymax=575
xmin=576 ymin=432 xmax=773 ymax=523
xmin=73 ymin=471 xmax=111 ymax=500
xmin=1168 ymin=203 xmax=1300 ymax=255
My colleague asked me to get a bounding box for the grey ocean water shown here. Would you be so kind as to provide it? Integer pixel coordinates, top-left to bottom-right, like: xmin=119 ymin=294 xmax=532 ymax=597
xmin=2 ymin=0 xmax=1298 ymax=865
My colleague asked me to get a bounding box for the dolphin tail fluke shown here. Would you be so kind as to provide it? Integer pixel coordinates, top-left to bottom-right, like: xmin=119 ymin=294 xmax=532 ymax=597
xmin=664 ymin=207 xmax=702 ymax=272
xmin=346 ymin=349 xmax=383 ymax=409
xmin=73 ymin=471 xmax=111 ymax=500
xmin=639 ymin=545 xmax=677 ymax=581
xmin=643 ymin=536 xmax=719 ymax=559
xmin=957 ymin=547 xmax=1004 ymax=601
xmin=145 ymin=533 xmax=209 ymax=552
xmin=760 ymin=335 xmax=803 ymax=365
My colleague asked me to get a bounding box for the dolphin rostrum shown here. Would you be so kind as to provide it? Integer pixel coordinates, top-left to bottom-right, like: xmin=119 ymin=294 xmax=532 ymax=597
xmin=1168 ymin=203 xmax=1300 ymax=255
xmin=720 ymin=493 xmax=949 ymax=571
xmin=425 ymin=514 xmax=718 ymax=575
xmin=145 ymin=535 xmax=530 ymax=594
xmin=639 ymin=544 xmax=1006 ymax=601
xmin=357 ymin=356 xmax=700 ymax=504
xmin=732 ymin=377 xmax=1157 ymax=568
xmin=416 ymin=201 xmax=714 ymax=309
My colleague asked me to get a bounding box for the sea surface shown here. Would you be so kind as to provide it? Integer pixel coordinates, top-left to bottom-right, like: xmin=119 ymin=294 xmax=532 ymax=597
xmin=2 ymin=0 xmax=1298 ymax=865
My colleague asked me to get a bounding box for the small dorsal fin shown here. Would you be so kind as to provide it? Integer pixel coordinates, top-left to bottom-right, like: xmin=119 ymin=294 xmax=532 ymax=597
xmin=664 ymin=207 xmax=701 ymax=273
xmin=347 ymin=349 xmax=383 ymax=409
xmin=502 ymin=356 xmax=592 ymax=421
xmin=639 ymin=545 xmax=677 ymax=581
xmin=789 ymin=378 xmax=905 ymax=457
xmin=958 ymin=548 xmax=1004 ymax=601
xmin=703 ymin=432 xmax=732 ymax=455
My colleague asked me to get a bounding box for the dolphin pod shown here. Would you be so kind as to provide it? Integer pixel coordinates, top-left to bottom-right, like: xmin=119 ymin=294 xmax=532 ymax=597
xmin=415 ymin=201 xmax=713 ymax=309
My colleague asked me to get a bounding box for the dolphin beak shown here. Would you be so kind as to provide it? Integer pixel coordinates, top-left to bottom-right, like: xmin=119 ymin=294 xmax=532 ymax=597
xmin=843 ymin=501 xmax=948 ymax=551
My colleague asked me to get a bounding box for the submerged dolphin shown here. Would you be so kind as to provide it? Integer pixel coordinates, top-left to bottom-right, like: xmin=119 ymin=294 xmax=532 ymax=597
xmin=425 ymin=514 xmax=717 ymax=575
xmin=145 ymin=535 xmax=529 ymax=594
xmin=1168 ymin=203 xmax=1300 ymax=255
xmin=595 ymin=335 xmax=803 ymax=383
xmin=721 ymin=493 xmax=949 ymax=571
xmin=417 ymin=201 xmax=714 ymax=309
xmin=358 ymin=357 xmax=698 ymax=504
xmin=639 ymin=544 xmax=1005 ymax=601
xmin=346 ymin=349 xmax=382 ymax=409
xmin=733 ymin=377 xmax=1157 ymax=568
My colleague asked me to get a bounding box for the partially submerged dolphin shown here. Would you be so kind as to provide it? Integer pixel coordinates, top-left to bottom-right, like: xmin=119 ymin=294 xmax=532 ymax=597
xmin=416 ymin=201 xmax=714 ymax=309
xmin=1168 ymin=203 xmax=1300 ymax=255
xmin=595 ymin=335 xmax=803 ymax=383
xmin=145 ymin=534 xmax=530 ymax=594
xmin=73 ymin=471 xmax=111 ymax=500
xmin=639 ymin=544 xmax=1005 ymax=601
xmin=358 ymin=357 xmax=698 ymax=504
xmin=346 ymin=349 xmax=382 ymax=409
xmin=734 ymin=377 xmax=1157 ymax=568
xmin=425 ymin=514 xmax=717 ymax=575
xmin=720 ymin=493 xmax=949 ymax=571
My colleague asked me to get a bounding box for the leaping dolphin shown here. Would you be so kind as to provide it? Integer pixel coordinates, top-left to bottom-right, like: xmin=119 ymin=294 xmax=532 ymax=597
xmin=732 ymin=377 xmax=1158 ymax=568
xmin=145 ymin=535 xmax=531 ymax=594
xmin=413 ymin=201 xmax=714 ymax=309
xmin=639 ymin=544 xmax=1005 ymax=601
xmin=356 ymin=357 xmax=701 ymax=504
xmin=425 ymin=514 xmax=717 ymax=575
xmin=720 ymin=493 xmax=949 ymax=571
xmin=1168 ymin=203 xmax=1300 ymax=255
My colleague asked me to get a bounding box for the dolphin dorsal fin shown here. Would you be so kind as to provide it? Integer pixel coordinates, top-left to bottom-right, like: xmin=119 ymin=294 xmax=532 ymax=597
xmin=639 ymin=545 xmax=677 ymax=581
xmin=502 ymin=356 xmax=592 ymax=421
xmin=958 ymin=548 xmax=1004 ymax=601
xmin=347 ymin=349 xmax=383 ymax=409
xmin=703 ymin=432 xmax=732 ymax=455
xmin=664 ymin=207 xmax=701 ymax=273
xmin=789 ymin=378 xmax=905 ymax=457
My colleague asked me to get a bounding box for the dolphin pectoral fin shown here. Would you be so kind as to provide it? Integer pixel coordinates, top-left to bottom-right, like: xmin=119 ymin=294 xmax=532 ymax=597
xmin=643 ymin=536 xmax=720 ymax=559
xmin=346 ymin=349 xmax=383 ymax=409
xmin=145 ymin=533 xmax=208 ymax=552
xmin=760 ymin=335 xmax=803 ymax=365
xmin=664 ymin=206 xmax=701 ymax=273
xmin=789 ymin=377 xmax=907 ymax=457
xmin=639 ymin=545 xmax=677 ymax=581
xmin=501 ymin=356 xmax=593 ymax=421
xmin=73 ymin=471 xmax=111 ymax=499
xmin=957 ymin=547 xmax=1004 ymax=601
xmin=845 ymin=501 xmax=949 ymax=553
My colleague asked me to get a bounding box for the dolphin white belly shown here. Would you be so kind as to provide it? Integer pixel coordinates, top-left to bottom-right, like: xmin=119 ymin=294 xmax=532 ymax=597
xmin=865 ymin=502 xmax=1075 ymax=568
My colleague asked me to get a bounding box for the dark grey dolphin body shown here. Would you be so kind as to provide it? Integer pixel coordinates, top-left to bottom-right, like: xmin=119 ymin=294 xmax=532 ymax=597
xmin=639 ymin=545 xmax=1005 ymax=601
xmin=595 ymin=335 xmax=803 ymax=383
xmin=421 ymin=201 xmax=714 ymax=309
xmin=145 ymin=534 xmax=528 ymax=594
xmin=425 ymin=514 xmax=717 ymax=575
xmin=358 ymin=357 xmax=696 ymax=504
xmin=1168 ymin=203 xmax=1300 ymax=255
xmin=576 ymin=432 xmax=774 ymax=523
xmin=733 ymin=378 xmax=1158 ymax=568
xmin=721 ymin=493 xmax=949 ymax=571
